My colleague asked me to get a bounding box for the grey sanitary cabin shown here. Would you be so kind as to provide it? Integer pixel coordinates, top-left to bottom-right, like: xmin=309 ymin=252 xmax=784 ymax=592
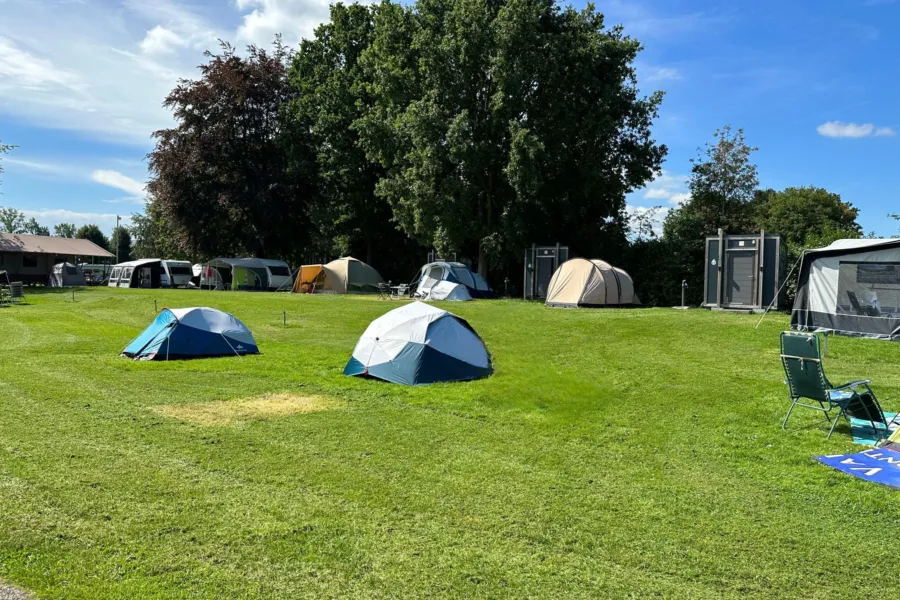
xmin=704 ymin=230 xmax=786 ymax=312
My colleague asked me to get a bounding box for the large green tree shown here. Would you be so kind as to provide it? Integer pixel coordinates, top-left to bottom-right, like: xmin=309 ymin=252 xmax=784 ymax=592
xmin=130 ymin=202 xmax=183 ymax=262
xmin=661 ymin=126 xmax=759 ymax=304
xmin=755 ymin=186 xmax=861 ymax=247
xmin=287 ymin=3 xmax=391 ymax=266
xmin=358 ymin=0 xmax=665 ymax=277
xmin=0 ymin=206 xmax=25 ymax=233
xmin=148 ymin=41 xmax=314 ymax=261
xmin=53 ymin=223 xmax=76 ymax=238
xmin=22 ymin=217 xmax=49 ymax=236
xmin=110 ymin=226 xmax=133 ymax=262
xmin=75 ymin=224 xmax=110 ymax=252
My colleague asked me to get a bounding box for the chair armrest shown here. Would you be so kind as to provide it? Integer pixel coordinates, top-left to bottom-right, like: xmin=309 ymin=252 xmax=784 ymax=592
xmin=832 ymin=380 xmax=871 ymax=391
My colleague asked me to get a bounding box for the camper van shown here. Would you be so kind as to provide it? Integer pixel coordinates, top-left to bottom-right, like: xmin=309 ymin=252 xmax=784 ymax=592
xmin=160 ymin=260 xmax=193 ymax=288
xmin=260 ymin=259 xmax=293 ymax=291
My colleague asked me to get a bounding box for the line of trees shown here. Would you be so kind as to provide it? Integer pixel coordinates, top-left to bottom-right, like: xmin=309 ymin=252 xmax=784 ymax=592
xmin=626 ymin=127 xmax=865 ymax=305
xmin=144 ymin=0 xmax=667 ymax=285
xmin=1 ymin=2 xmax=872 ymax=303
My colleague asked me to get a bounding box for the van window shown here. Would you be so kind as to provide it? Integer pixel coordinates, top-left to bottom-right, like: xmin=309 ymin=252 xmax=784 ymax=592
xmin=268 ymin=266 xmax=290 ymax=276
xmin=166 ymin=264 xmax=192 ymax=276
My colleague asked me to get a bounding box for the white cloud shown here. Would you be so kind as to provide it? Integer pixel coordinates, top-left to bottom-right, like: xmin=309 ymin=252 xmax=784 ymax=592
xmin=639 ymin=170 xmax=691 ymax=205
xmin=91 ymin=170 xmax=146 ymax=197
xmin=3 ymin=158 xmax=75 ymax=177
xmin=645 ymin=66 xmax=682 ymax=82
xmin=817 ymin=121 xmax=896 ymax=138
xmin=140 ymin=26 xmax=187 ymax=55
xmin=236 ymin=0 xmax=331 ymax=46
xmin=644 ymin=188 xmax=672 ymax=199
xmin=21 ymin=209 xmax=131 ymax=234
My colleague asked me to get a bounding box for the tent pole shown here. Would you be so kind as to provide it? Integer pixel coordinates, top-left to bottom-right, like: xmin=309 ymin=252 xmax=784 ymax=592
xmin=220 ymin=333 xmax=244 ymax=359
xmin=754 ymin=252 xmax=804 ymax=330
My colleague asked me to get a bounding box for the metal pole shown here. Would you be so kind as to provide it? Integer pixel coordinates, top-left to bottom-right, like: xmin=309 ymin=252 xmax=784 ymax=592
xmin=283 ymin=311 xmax=286 ymax=327
xmin=115 ymin=215 xmax=120 ymax=264
xmin=154 ymin=299 xmax=158 ymax=313
xmin=681 ymin=280 xmax=686 ymax=307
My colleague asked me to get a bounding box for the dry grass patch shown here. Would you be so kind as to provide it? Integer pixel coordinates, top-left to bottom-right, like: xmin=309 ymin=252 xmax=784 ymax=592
xmin=154 ymin=393 xmax=341 ymax=426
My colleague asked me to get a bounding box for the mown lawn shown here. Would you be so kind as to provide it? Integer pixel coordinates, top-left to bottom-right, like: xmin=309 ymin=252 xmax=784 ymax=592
xmin=1 ymin=287 xmax=899 ymax=599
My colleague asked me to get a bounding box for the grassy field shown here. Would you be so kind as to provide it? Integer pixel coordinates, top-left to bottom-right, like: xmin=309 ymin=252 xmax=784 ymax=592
xmin=1 ymin=288 xmax=900 ymax=599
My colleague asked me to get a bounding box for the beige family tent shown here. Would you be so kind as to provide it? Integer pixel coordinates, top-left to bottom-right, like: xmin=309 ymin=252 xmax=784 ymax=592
xmin=545 ymin=258 xmax=639 ymax=307
xmin=292 ymin=257 xmax=384 ymax=294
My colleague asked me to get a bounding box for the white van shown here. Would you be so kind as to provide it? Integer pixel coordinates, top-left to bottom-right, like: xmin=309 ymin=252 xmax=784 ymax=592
xmin=161 ymin=260 xmax=193 ymax=288
xmin=260 ymin=259 xmax=293 ymax=291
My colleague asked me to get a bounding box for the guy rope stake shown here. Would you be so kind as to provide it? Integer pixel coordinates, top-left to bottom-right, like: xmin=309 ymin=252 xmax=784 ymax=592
xmin=154 ymin=300 xmax=158 ymax=313
xmin=72 ymin=290 xmax=75 ymax=303
xmin=283 ymin=311 xmax=286 ymax=327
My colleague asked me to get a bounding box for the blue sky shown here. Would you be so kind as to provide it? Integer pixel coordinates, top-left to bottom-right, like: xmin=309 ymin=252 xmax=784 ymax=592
xmin=0 ymin=0 xmax=897 ymax=236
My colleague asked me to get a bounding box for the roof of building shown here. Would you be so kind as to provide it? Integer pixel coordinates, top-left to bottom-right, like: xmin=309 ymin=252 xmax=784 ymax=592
xmin=0 ymin=233 xmax=114 ymax=257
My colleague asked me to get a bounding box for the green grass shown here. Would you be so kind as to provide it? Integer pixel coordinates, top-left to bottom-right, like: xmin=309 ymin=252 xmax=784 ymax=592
xmin=2 ymin=288 xmax=900 ymax=599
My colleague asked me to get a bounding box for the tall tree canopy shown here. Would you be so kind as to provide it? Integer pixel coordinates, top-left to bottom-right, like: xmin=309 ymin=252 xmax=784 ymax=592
xmin=148 ymin=41 xmax=314 ymax=261
xmin=0 ymin=206 xmax=25 ymax=233
xmin=661 ymin=126 xmax=759 ymax=303
xmin=75 ymin=224 xmax=110 ymax=251
xmin=53 ymin=223 xmax=76 ymax=238
xmin=755 ymin=186 xmax=861 ymax=247
xmin=287 ymin=3 xmax=390 ymax=266
xmin=130 ymin=203 xmax=183 ymax=262
xmin=110 ymin=226 xmax=133 ymax=262
xmin=358 ymin=0 xmax=665 ymax=276
xmin=22 ymin=217 xmax=49 ymax=236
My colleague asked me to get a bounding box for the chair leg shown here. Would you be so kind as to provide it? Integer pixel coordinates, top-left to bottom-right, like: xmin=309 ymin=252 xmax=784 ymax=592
xmin=782 ymin=400 xmax=798 ymax=430
xmin=827 ymin=412 xmax=842 ymax=439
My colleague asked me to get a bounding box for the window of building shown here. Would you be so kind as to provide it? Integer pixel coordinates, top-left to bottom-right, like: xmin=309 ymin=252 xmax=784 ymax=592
xmin=22 ymin=254 xmax=38 ymax=268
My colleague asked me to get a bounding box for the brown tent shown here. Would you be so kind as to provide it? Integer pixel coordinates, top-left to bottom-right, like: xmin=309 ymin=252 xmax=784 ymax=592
xmin=545 ymin=258 xmax=639 ymax=307
xmin=292 ymin=257 xmax=383 ymax=294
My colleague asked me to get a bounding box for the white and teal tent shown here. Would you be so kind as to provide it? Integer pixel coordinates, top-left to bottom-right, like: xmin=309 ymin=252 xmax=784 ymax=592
xmin=344 ymin=302 xmax=492 ymax=385
xmin=122 ymin=307 xmax=259 ymax=360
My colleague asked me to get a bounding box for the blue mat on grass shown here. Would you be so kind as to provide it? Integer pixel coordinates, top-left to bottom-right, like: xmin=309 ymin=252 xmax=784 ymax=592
xmin=817 ymin=448 xmax=900 ymax=488
xmin=850 ymin=412 xmax=899 ymax=445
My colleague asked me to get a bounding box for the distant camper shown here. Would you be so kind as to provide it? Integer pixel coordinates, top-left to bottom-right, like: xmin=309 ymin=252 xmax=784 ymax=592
xmin=109 ymin=259 xmax=193 ymax=289
xmin=194 ymin=258 xmax=293 ymax=291
xmin=160 ymin=261 xmax=193 ymax=288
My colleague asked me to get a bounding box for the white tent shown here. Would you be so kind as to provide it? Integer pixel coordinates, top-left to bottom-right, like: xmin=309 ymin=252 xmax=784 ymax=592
xmin=49 ymin=262 xmax=84 ymax=287
xmin=545 ymin=258 xmax=639 ymax=307
xmin=420 ymin=280 xmax=472 ymax=301
xmin=792 ymin=238 xmax=900 ymax=339
xmin=414 ymin=261 xmax=494 ymax=299
xmin=344 ymin=302 xmax=492 ymax=385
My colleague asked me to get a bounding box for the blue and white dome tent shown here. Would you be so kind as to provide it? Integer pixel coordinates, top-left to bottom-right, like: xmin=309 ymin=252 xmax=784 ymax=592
xmin=122 ymin=307 xmax=259 ymax=360
xmin=413 ymin=262 xmax=494 ymax=299
xmin=344 ymin=302 xmax=492 ymax=385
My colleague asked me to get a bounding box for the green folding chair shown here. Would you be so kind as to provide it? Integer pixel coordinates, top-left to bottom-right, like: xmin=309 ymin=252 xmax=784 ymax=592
xmin=780 ymin=331 xmax=890 ymax=439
